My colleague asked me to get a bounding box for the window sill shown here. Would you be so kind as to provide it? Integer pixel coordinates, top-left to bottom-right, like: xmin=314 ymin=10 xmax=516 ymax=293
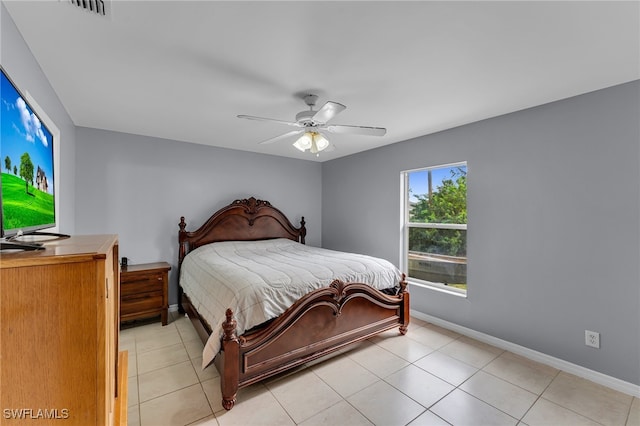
xmin=407 ymin=279 xmax=467 ymax=298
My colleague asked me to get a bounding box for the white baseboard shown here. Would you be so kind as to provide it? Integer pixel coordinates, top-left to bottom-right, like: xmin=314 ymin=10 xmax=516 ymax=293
xmin=411 ymin=310 xmax=640 ymax=398
xmin=168 ymin=304 xmax=179 ymax=313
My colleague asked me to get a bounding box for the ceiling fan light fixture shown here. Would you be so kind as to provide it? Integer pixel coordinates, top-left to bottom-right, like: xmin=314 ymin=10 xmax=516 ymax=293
xmin=294 ymin=131 xmax=329 ymax=154
xmin=293 ymin=132 xmax=312 ymax=152
xmin=313 ymin=132 xmax=329 ymax=152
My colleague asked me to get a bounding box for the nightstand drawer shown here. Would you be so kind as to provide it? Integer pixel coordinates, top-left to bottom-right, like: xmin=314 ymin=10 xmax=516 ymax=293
xmin=121 ymin=292 xmax=163 ymax=316
xmin=121 ymin=273 xmax=164 ymax=295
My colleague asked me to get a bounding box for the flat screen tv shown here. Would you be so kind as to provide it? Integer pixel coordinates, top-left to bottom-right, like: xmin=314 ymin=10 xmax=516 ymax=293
xmin=1 ymin=66 xmax=59 ymax=249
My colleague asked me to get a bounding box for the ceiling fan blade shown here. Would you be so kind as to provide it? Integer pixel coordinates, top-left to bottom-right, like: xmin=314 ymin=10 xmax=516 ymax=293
xmin=311 ymin=101 xmax=346 ymax=124
xmin=258 ymin=129 xmax=304 ymax=145
xmin=325 ymin=124 xmax=387 ymax=137
xmin=237 ymin=115 xmax=302 ymax=127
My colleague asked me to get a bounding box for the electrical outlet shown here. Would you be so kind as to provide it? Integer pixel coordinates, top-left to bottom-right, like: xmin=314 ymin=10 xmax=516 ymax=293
xmin=585 ymin=330 xmax=600 ymax=348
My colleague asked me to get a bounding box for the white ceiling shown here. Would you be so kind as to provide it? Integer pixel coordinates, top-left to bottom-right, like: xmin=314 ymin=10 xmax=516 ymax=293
xmin=4 ymin=1 xmax=639 ymax=162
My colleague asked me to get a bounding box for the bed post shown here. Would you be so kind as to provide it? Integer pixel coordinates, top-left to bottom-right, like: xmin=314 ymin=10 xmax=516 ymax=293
xmin=299 ymin=217 xmax=306 ymax=245
xmin=178 ymin=217 xmax=189 ymax=263
xmin=178 ymin=217 xmax=189 ymax=314
xmin=399 ymin=274 xmax=410 ymax=335
xmin=221 ymin=309 xmax=240 ymax=410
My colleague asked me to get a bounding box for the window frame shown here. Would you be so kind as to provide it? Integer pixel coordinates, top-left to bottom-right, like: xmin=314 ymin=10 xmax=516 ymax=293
xmin=400 ymin=161 xmax=468 ymax=297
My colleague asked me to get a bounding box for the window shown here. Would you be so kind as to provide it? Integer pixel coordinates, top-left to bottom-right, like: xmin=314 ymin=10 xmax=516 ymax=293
xmin=402 ymin=162 xmax=467 ymax=295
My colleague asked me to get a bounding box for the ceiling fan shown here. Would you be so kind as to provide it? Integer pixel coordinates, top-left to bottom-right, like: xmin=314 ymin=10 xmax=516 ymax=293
xmin=237 ymin=94 xmax=386 ymax=155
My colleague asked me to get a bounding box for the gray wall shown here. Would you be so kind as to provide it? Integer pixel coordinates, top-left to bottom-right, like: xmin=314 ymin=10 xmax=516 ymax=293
xmin=75 ymin=127 xmax=322 ymax=304
xmin=322 ymin=81 xmax=640 ymax=386
xmin=1 ymin=3 xmax=76 ymax=234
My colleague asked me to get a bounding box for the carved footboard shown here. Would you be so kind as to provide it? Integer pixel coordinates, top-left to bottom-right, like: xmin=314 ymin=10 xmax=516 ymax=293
xmin=216 ymin=278 xmax=409 ymax=410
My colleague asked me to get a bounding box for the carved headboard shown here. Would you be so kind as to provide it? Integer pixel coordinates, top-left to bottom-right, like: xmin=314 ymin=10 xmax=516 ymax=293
xmin=178 ymin=197 xmax=306 ymax=266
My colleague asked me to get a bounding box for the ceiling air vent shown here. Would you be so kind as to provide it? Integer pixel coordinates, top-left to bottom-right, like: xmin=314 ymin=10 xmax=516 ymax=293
xmin=69 ymin=0 xmax=108 ymax=17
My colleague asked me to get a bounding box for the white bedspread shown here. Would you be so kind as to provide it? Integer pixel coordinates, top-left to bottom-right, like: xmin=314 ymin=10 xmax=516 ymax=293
xmin=179 ymin=238 xmax=402 ymax=368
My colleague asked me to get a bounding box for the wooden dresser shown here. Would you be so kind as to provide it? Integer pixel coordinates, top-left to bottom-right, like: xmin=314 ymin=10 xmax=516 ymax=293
xmin=0 ymin=235 xmax=127 ymax=425
xmin=120 ymin=262 xmax=171 ymax=326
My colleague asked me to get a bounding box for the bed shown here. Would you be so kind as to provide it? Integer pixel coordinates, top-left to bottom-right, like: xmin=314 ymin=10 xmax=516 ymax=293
xmin=177 ymin=197 xmax=410 ymax=410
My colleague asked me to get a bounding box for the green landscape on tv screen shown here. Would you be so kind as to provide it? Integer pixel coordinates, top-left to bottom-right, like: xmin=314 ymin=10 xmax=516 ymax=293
xmin=1 ymin=67 xmax=55 ymax=234
xmin=1 ymin=173 xmax=54 ymax=230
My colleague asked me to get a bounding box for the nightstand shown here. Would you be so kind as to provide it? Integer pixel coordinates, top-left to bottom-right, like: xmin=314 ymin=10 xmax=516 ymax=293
xmin=120 ymin=261 xmax=171 ymax=326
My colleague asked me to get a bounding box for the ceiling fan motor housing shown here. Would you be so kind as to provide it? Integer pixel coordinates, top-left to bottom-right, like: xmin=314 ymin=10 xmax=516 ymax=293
xmin=296 ymin=94 xmax=320 ymax=124
xmin=295 ymin=110 xmax=317 ymax=124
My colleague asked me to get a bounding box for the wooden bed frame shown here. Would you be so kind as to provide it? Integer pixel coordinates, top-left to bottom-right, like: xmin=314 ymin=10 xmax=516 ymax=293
xmin=177 ymin=197 xmax=409 ymax=410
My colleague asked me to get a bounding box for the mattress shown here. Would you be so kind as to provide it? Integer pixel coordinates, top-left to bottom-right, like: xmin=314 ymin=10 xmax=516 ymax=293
xmin=179 ymin=238 xmax=402 ymax=367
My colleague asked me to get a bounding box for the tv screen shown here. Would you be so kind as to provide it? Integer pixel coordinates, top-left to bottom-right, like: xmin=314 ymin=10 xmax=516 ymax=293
xmin=1 ymin=66 xmax=56 ymax=238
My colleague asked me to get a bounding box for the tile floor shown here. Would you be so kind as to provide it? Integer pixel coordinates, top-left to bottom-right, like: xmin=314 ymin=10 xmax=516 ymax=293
xmin=121 ymin=312 xmax=639 ymax=426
